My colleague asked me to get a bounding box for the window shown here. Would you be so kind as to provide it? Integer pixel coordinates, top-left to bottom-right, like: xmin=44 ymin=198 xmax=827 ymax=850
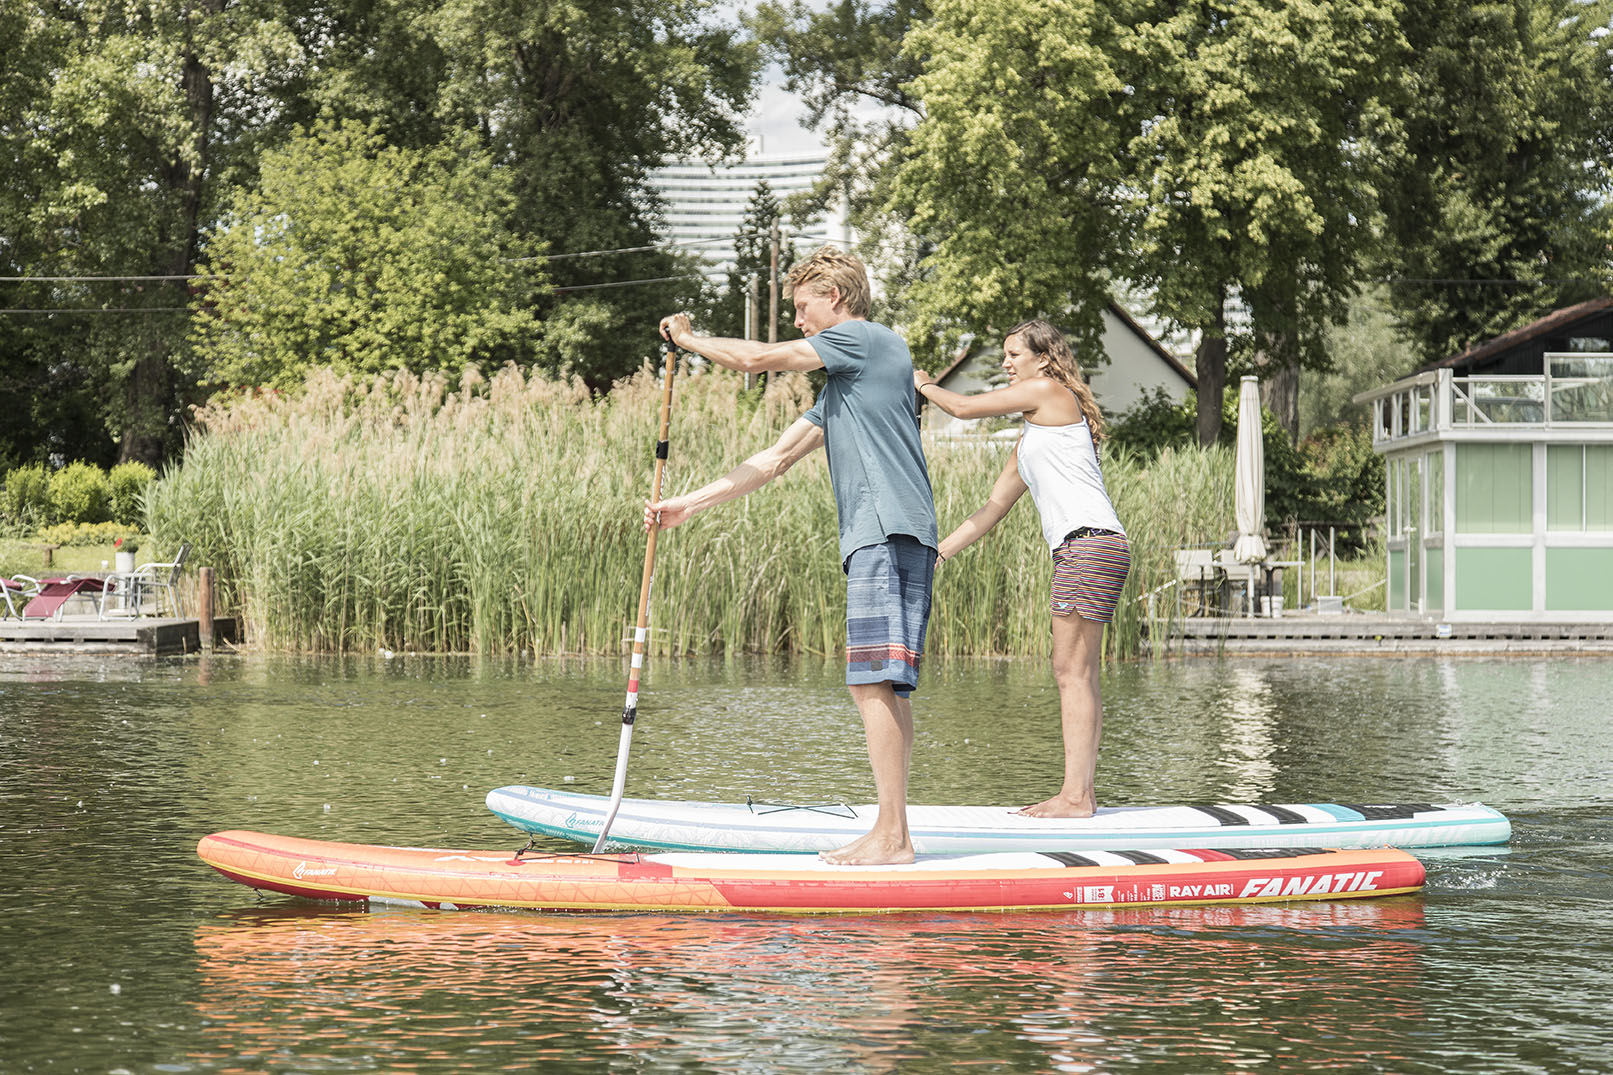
xmin=1547 ymin=445 xmax=1613 ymax=530
xmin=1426 ymin=449 xmax=1444 ymax=534
xmin=1455 ymin=443 xmax=1532 ymax=533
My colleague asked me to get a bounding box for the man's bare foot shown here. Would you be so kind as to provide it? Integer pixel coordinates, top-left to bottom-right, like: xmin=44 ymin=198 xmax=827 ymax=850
xmin=1015 ymin=794 xmax=1096 ymax=819
xmin=818 ymin=828 xmax=915 ymax=865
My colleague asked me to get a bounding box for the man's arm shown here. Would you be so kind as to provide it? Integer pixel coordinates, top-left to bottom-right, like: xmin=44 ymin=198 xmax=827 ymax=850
xmin=660 ymin=314 xmax=825 ymax=375
xmin=645 ymin=417 xmax=825 ymax=530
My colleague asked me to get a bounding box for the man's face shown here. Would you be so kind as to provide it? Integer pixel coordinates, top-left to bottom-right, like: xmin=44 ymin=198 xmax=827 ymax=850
xmin=791 ymin=284 xmax=844 ymax=337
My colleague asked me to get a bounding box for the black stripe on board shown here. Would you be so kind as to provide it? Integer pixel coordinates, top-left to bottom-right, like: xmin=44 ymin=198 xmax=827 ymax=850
xmin=1113 ymin=850 xmax=1170 ymax=865
xmin=1341 ymin=803 xmax=1435 ymax=820
xmin=1192 ymin=805 xmax=1251 ymax=826
xmin=1040 ymin=851 xmax=1101 ymax=868
xmin=1252 ymin=804 xmax=1309 ymax=824
xmin=1215 ymin=847 xmax=1329 ymax=860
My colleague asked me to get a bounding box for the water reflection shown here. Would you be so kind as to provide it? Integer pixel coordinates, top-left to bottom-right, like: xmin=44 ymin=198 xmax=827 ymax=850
xmin=192 ymin=899 xmax=1426 ymax=1074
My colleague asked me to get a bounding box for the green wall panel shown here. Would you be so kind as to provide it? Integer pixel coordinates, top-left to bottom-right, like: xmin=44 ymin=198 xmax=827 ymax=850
xmin=1456 ymin=443 xmax=1532 ymax=533
xmin=1454 ymin=547 xmax=1533 ymax=611
xmin=1388 ymin=549 xmax=1406 ymax=610
xmin=1425 ymin=547 xmax=1444 ymax=610
xmin=1547 ymin=445 xmax=1583 ymax=530
xmin=1589 ymin=447 xmax=1613 ymax=530
xmin=1545 ymin=548 xmax=1613 ymax=610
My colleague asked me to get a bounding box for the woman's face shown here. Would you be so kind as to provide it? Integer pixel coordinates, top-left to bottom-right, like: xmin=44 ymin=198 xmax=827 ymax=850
xmin=1001 ymin=333 xmax=1047 ymax=384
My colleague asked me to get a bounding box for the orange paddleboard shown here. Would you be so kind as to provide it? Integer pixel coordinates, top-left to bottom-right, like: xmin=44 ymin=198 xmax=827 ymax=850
xmin=198 ymin=830 xmax=1425 ymax=914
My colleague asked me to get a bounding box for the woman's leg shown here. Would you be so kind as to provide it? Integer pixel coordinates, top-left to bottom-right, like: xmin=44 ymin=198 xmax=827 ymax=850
xmin=1016 ymin=611 xmax=1107 ymax=818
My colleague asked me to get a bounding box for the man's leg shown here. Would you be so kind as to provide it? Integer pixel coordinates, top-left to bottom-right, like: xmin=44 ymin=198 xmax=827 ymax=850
xmin=820 ymin=682 xmax=915 ymax=865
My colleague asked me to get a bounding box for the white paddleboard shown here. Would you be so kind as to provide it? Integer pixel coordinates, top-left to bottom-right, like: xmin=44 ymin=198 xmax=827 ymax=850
xmin=486 ymin=784 xmax=1510 ymax=853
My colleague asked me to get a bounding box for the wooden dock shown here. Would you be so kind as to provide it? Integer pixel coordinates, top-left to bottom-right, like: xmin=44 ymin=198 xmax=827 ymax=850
xmin=0 ymin=615 xmax=240 ymax=655
xmin=1159 ymin=611 xmax=1613 ymax=656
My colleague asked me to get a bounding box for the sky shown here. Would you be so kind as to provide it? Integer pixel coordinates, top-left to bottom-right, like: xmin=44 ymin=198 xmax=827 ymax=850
xmin=746 ymin=74 xmax=826 ymax=156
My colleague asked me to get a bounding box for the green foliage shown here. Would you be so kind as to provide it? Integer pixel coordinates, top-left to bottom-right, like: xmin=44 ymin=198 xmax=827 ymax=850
xmin=192 ymin=121 xmax=543 ymax=389
xmin=708 ymin=182 xmax=797 ymax=342
xmin=108 ymin=462 xmax=155 ymax=527
xmin=3 ymin=465 xmax=52 ymax=527
xmin=48 ymin=462 xmax=111 ymax=525
xmin=1103 ymin=389 xmax=1384 ymax=553
xmin=1378 ymin=1 xmax=1613 ymax=362
xmin=2 ymin=0 xmax=305 ymax=465
xmin=1302 ymin=288 xmax=1419 ymax=436
xmin=419 ymin=0 xmax=759 ymax=389
xmin=885 ymin=0 xmax=1128 ymax=356
xmin=1124 ymin=0 xmax=1407 ymax=436
xmin=147 ymin=363 xmax=1230 ymax=659
xmin=39 ymin=521 xmax=142 ymax=549
xmin=1105 ymin=388 xmax=1206 ymax=458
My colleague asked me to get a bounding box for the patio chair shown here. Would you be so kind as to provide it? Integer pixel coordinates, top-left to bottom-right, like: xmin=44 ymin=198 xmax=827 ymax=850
xmin=3 ymin=575 xmax=40 ymax=619
xmin=1173 ymin=549 xmax=1222 ymax=616
xmin=22 ymin=576 xmax=108 ymax=619
xmin=100 ymin=542 xmax=192 ymax=619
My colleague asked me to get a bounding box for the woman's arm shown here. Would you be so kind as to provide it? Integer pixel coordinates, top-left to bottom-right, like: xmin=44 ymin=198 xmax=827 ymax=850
xmin=914 ymin=371 xmax=1058 ymax=421
xmin=937 ymin=449 xmax=1029 ymax=562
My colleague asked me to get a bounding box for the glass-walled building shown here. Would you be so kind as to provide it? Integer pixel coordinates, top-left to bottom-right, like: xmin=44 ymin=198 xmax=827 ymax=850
xmin=1356 ymin=297 xmax=1613 ymax=620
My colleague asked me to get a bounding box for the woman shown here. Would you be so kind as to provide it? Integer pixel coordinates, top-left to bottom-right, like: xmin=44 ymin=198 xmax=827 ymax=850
xmin=914 ymin=319 xmax=1130 ymax=818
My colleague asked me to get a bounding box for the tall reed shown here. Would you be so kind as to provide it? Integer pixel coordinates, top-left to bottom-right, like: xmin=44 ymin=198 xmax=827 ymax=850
xmin=148 ymin=365 xmax=1234 ymax=659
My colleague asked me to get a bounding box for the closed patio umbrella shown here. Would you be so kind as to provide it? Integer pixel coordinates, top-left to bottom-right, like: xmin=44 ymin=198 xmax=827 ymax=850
xmin=1233 ymin=375 xmax=1268 ymax=565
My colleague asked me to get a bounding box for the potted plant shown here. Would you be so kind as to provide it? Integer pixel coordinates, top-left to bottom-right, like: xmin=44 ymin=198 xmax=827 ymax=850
xmin=114 ymin=536 xmax=140 ymax=574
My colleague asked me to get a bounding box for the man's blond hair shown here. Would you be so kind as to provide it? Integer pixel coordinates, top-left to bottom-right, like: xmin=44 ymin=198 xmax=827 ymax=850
xmin=784 ymin=246 xmax=871 ymax=319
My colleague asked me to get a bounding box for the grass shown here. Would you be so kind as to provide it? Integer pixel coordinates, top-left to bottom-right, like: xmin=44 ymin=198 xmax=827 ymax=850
xmin=145 ymin=364 xmax=1242 ymax=659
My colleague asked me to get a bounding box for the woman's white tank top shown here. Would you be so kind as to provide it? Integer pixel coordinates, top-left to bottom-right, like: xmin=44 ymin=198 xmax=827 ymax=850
xmin=1015 ymin=419 xmax=1125 ymax=552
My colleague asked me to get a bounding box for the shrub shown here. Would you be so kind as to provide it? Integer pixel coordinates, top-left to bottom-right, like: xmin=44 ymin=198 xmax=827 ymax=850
xmin=108 ymin=462 xmax=156 ymax=527
xmin=48 ymin=462 xmax=111 ymax=524
xmin=39 ymin=521 xmax=142 ymax=548
xmin=3 ymin=464 xmax=52 ymax=526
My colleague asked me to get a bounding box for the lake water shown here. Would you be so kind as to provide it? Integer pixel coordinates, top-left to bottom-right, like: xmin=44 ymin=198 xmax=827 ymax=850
xmin=2 ymin=653 xmax=1610 ymax=1073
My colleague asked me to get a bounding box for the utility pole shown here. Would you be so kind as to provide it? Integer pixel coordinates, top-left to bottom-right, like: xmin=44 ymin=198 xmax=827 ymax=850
xmin=745 ymin=275 xmax=760 ymax=391
xmin=768 ymin=220 xmax=781 ymax=345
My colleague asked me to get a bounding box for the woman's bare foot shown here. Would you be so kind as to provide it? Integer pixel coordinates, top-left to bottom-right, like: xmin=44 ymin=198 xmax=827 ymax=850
xmin=818 ymin=828 xmax=915 ymax=865
xmin=1015 ymin=794 xmax=1096 ymax=819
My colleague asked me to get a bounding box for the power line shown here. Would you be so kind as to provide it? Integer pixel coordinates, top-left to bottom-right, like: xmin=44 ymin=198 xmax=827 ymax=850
xmin=0 ymin=307 xmax=190 ymax=314
xmin=0 ymin=233 xmax=774 ymax=282
xmin=0 ymin=274 xmax=214 ymax=283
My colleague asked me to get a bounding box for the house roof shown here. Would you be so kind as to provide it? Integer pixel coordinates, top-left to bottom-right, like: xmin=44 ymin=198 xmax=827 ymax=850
xmin=932 ymin=302 xmax=1197 ymax=388
xmin=1421 ymin=296 xmax=1613 ymax=374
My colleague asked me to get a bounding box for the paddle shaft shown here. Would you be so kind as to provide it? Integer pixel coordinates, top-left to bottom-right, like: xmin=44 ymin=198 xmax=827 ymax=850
xmin=594 ymin=341 xmax=678 ymax=851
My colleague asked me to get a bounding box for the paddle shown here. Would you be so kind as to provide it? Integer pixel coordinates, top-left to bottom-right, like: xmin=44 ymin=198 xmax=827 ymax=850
xmin=593 ymin=339 xmax=679 ymax=852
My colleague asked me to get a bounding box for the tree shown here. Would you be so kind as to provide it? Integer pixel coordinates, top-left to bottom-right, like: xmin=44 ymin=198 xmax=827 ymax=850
xmin=191 ymin=121 xmax=542 ymax=389
xmin=0 ymin=0 xmax=304 ymax=464
xmin=707 ymin=181 xmax=797 ymax=342
xmin=1377 ymin=0 xmax=1613 ymax=363
xmin=883 ymin=0 xmax=1131 ymax=360
xmin=418 ymin=0 xmax=760 ymax=388
xmin=1123 ymin=0 xmax=1406 ymax=445
xmin=749 ymin=0 xmax=928 ymax=227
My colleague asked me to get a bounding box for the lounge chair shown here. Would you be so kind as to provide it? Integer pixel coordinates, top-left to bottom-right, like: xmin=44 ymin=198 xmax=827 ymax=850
xmin=2 ymin=575 xmax=40 ymax=619
xmin=22 ymin=576 xmax=107 ymax=619
xmin=100 ymin=542 xmax=192 ymax=619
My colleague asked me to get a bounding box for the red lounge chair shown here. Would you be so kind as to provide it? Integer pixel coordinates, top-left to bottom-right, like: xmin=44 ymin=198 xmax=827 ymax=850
xmin=22 ymin=576 xmax=107 ymax=619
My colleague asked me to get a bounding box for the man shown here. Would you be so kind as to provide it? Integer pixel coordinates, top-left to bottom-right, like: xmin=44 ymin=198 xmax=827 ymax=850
xmin=651 ymin=246 xmax=938 ymax=865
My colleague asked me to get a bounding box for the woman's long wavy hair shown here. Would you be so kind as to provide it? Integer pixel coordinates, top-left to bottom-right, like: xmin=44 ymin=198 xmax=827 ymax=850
xmin=1006 ymin=319 xmax=1106 ymax=443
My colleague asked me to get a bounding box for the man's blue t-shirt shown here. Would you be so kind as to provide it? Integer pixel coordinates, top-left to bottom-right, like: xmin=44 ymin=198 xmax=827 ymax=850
xmin=803 ymin=319 xmax=938 ymax=564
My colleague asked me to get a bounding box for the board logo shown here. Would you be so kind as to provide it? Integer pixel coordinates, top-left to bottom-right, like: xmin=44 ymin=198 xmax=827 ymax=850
xmin=1238 ymin=870 xmax=1384 ymax=898
xmin=565 ymin=812 xmax=603 ymax=830
xmin=292 ymin=861 xmax=338 ymax=879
